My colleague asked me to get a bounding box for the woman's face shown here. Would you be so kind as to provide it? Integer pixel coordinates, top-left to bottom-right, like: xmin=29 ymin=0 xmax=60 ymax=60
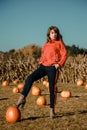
xmin=49 ymin=29 xmax=57 ymax=40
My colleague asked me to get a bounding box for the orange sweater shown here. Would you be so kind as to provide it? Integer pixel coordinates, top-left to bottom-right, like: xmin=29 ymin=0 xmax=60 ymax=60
xmin=39 ymin=40 xmax=67 ymax=67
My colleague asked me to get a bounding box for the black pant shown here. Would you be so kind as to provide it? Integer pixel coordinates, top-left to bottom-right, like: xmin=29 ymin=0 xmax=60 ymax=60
xmin=22 ymin=64 xmax=58 ymax=108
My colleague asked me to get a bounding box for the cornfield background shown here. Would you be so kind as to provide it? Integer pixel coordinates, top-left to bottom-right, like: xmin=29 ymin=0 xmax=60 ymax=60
xmin=0 ymin=44 xmax=87 ymax=84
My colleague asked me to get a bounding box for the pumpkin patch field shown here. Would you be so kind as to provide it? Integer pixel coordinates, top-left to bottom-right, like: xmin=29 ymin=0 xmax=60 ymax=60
xmin=0 ymin=82 xmax=87 ymax=130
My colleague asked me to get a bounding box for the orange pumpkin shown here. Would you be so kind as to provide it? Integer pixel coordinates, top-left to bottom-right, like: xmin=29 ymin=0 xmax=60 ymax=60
xmin=36 ymin=96 xmax=46 ymax=106
xmin=12 ymin=87 xmax=19 ymax=94
xmin=43 ymin=80 xmax=49 ymax=88
xmin=43 ymin=80 xmax=48 ymax=86
xmin=85 ymin=84 xmax=87 ymax=90
xmin=2 ymin=80 xmax=9 ymax=87
xmin=77 ymin=79 xmax=84 ymax=86
xmin=60 ymin=91 xmax=71 ymax=98
xmin=45 ymin=82 xmax=49 ymax=88
xmin=31 ymin=86 xmax=41 ymax=96
xmin=17 ymin=83 xmax=24 ymax=90
xmin=43 ymin=80 xmax=49 ymax=92
xmin=13 ymin=79 xmax=19 ymax=85
xmin=6 ymin=106 xmax=21 ymax=123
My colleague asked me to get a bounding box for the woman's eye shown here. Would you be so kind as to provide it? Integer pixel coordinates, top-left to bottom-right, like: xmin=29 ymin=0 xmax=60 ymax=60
xmin=51 ymin=32 xmax=55 ymax=34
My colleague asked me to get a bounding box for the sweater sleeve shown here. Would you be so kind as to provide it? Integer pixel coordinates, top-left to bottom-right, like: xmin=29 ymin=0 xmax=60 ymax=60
xmin=38 ymin=45 xmax=45 ymax=64
xmin=58 ymin=42 xmax=67 ymax=67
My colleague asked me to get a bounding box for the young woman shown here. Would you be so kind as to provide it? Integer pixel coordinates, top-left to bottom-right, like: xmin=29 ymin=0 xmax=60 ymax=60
xmin=14 ymin=26 xmax=67 ymax=118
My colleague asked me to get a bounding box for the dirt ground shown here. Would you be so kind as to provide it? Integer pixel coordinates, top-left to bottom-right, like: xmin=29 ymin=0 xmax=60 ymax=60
xmin=0 ymin=82 xmax=87 ymax=130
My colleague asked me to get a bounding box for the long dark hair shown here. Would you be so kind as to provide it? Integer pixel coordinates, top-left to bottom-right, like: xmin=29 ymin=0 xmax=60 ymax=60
xmin=47 ymin=26 xmax=63 ymax=42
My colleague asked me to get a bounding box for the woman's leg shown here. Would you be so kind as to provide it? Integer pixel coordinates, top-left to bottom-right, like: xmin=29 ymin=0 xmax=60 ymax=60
xmin=15 ymin=65 xmax=46 ymax=107
xmin=46 ymin=66 xmax=56 ymax=108
xmin=45 ymin=66 xmax=59 ymax=118
xmin=54 ymin=70 xmax=59 ymax=108
xmin=22 ymin=64 xmax=46 ymax=97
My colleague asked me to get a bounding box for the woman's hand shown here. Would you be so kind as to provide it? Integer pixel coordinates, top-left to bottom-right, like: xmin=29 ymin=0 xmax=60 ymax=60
xmin=54 ymin=64 xmax=60 ymax=70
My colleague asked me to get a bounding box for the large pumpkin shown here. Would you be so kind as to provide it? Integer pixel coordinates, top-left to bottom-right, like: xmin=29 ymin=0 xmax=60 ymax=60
xmin=60 ymin=90 xmax=71 ymax=98
xmin=5 ymin=106 xmax=21 ymax=123
xmin=36 ymin=96 xmax=46 ymax=106
xmin=31 ymin=86 xmax=41 ymax=96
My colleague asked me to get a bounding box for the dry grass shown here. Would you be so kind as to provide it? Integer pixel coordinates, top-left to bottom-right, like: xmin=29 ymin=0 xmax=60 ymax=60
xmin=0 ymin=82 xmax=87 ymax=130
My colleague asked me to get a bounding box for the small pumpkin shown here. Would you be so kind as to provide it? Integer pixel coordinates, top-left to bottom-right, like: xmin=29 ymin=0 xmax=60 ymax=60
xmin=77 ymin=79 xmax=84 ymax=86
xmin=31 ymin=86 xmax=41 ymax=96
xmin=36 ymin=96 xmax=46 ymax=106
xmin=43 ymin=80 xmax=48 ymax=86
xmin=2 ymin=80 xmax=9 ymax=87
xmin=12 ymin=87 xmax=19 ymax=94
xmin=17 ymin=83 xmax=24 ymax=90
xmin=45 ymin=82 xmax=49 ymax=88
xmin=43 ymin=80 xmax=49 ymax=92
xmin=60 ymin=90 xmax=71 ymax=98
xmin=85 ymin=84 xmax=87 ymax=90
xmin=13 ymin=79 xmax=19 ymax=85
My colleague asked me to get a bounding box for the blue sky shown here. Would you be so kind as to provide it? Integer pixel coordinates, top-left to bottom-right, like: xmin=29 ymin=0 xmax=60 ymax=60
xmin=0 ymin=0 xmax=87 ymax=52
